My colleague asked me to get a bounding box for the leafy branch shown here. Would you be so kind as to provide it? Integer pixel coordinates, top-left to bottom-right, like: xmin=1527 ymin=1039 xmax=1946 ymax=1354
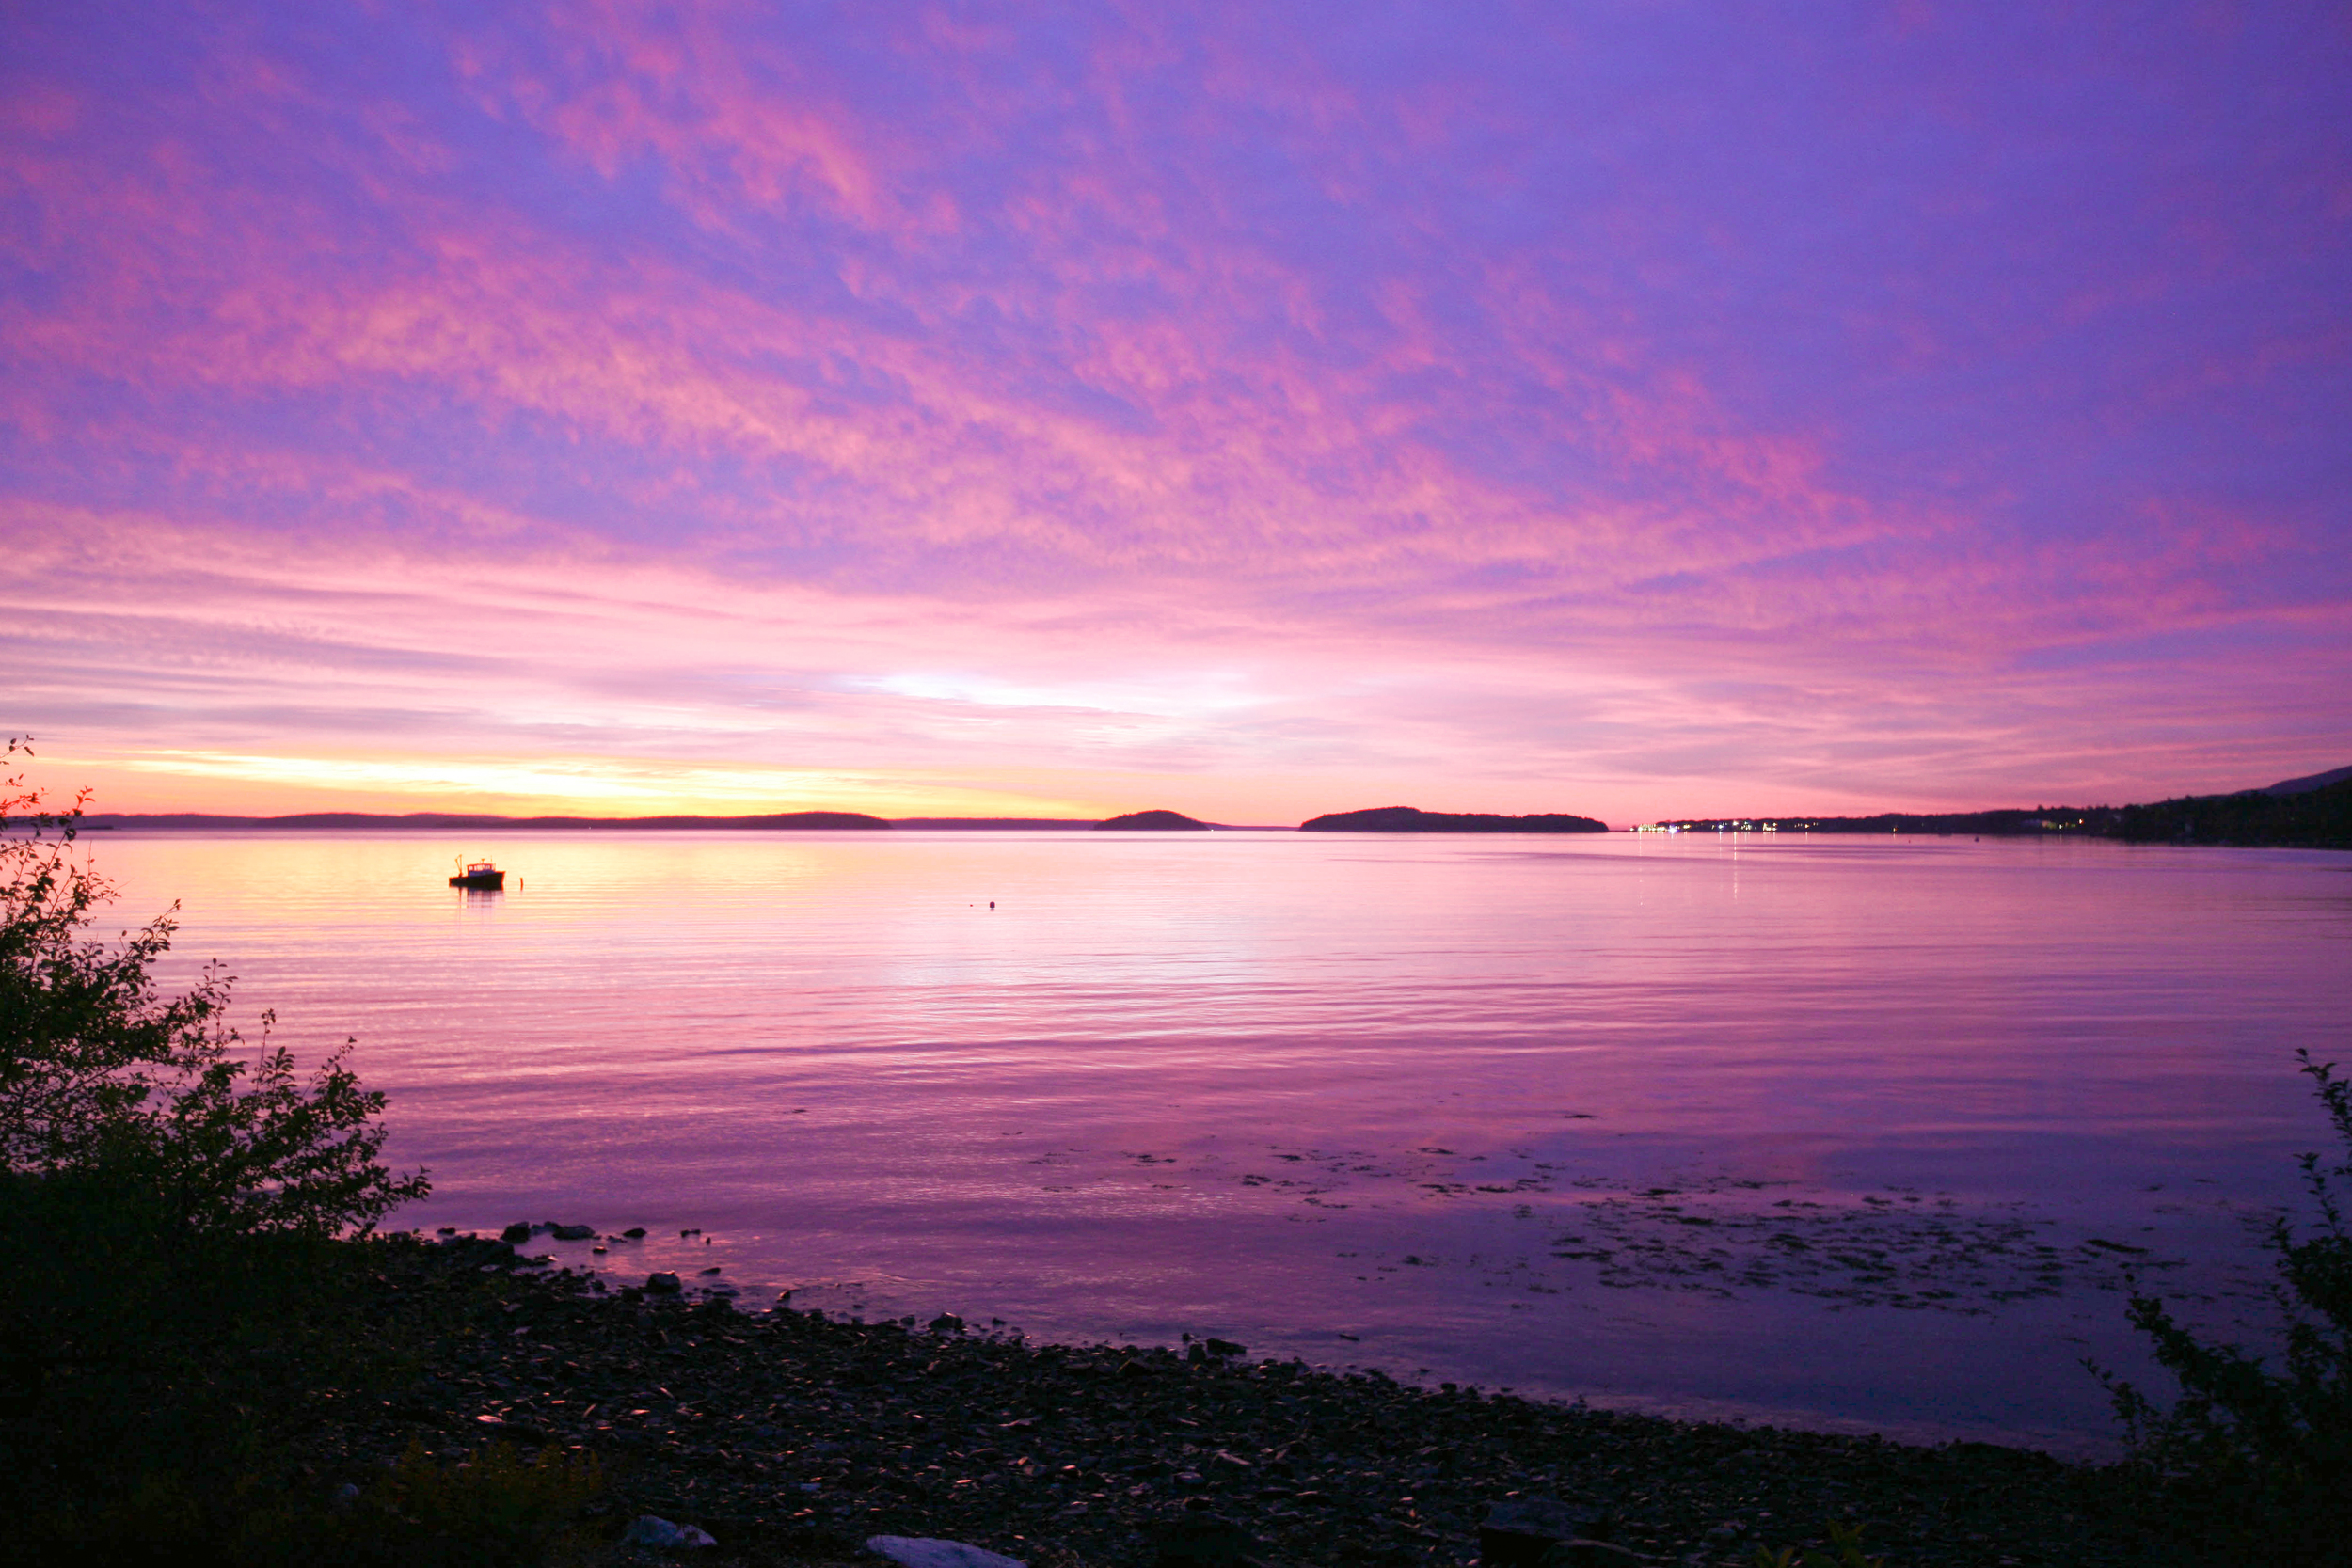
xmin=2090 ymin=1048 xmax=2352 ymax=1560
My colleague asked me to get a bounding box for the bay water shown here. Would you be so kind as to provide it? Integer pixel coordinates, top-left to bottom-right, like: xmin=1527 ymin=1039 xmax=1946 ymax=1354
xmin=86 ymin=829 xmax=2352 ymax=1453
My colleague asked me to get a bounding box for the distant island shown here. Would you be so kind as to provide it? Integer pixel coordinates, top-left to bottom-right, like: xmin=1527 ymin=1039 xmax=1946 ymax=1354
xmin=1092 ymin=809 xmax=1212 ymax=831
xmin=1298 ymin=806 xmax=1610 ymax=834
xmin=1644 ymin=765 xmax=2352 ymax=850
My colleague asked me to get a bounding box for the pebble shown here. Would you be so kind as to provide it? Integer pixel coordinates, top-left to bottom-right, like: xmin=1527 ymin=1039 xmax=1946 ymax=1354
xmin=300 ymin=1237 xmax=2159 ymax=1568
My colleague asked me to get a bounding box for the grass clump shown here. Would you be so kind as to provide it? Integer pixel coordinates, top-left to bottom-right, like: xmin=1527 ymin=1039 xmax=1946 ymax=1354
xmin=2091 ymin=1047 xmax=2352 ymax=1562
xmin=243 ymin=1441 xmax=607 ymax=1567
xmin=1752 ymin=1521 xmax=1886 ymax=1567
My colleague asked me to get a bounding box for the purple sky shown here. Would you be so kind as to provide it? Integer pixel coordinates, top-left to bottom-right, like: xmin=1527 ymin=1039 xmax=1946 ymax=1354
xmin=4 ymin=2 xmax=2346 ymax=822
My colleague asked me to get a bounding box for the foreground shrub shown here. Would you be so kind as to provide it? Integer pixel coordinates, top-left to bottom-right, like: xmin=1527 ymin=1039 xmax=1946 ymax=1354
xmin=2091 ymin=1048 xmax=2352 ymax=1560
xmin=0 ymin=741 xmax=433 ymax=1560
xmin=0 ymin=739 xmax=427 ymax=1232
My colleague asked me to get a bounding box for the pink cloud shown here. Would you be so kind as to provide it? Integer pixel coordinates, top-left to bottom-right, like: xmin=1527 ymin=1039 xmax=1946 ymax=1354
xmin=8 ymin=495 xmax=2344 ymax=825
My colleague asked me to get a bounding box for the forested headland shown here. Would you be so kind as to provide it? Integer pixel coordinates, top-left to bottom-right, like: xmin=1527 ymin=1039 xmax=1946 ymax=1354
xmin=2104 ymin=776 xmax=2352 ymax=848
xmin=1647 ymin=775 xmax=2352 ymax=849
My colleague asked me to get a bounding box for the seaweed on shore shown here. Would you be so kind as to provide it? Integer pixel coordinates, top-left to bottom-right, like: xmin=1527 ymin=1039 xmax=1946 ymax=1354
xmin=1541 ymin=1187 xmax=2191 ymax=1311
xmin=1219 ymin=1137 xmax=2252 ymax=1318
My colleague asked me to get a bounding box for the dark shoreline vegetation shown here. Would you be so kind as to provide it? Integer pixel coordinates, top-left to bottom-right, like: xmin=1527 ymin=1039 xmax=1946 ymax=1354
xmin=8 ymin=743 xmax=2351 ymax=1565
xmin=1646 ymin=772 xmax=2352 ymax=850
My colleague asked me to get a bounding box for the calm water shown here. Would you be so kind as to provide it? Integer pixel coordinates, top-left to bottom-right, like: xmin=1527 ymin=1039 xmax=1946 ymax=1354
xmin=87 ymin=829 xmax=2352 ymax=1453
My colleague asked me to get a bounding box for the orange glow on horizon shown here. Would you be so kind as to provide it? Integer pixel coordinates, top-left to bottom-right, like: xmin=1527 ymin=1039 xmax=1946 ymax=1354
xmin=39 ymin=749 xmax=1126 ymax=822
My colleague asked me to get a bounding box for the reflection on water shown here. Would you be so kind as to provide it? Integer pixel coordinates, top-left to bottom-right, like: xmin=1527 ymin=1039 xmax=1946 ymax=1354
xmin=88 ymin=829 xmax=2352 ymax=1452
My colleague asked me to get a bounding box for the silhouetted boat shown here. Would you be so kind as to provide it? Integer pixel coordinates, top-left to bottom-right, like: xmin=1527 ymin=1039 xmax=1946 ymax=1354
xmin=449 ymin=858 xmax=505 ymax=889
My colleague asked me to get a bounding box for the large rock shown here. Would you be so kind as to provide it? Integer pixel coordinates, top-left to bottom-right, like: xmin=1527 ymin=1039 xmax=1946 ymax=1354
xmin=644 ymin=1272 xmax=683 ymax=1294
xmin=621 ymin=1514 xmax=717 ymax=1548
xmin=436 ymin=1234 xmax=517 ymax=1267
xmin=865 ymin=1535 xmax=1025 ymax=1568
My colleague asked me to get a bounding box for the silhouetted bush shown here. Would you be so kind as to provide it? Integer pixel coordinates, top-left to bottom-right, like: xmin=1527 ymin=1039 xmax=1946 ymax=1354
xmin=0 ymin=740 xmax=435 ymax=1560
xmin=1 ymin=740 xmax=427 ymax=1233
xmin=2091 ymin=1048 xmax=2352 ymax=1562
xmin=1752 ymin=1520 xmax=1887 ymax=1568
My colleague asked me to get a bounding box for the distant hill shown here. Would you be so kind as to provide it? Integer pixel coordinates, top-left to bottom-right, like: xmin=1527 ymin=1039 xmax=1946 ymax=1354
xmin=1299 ymin=806 xmax=1609 ymax=834
xmin=79 ymin=810 xmax=893 ymax=831
xmin=2264 ymin=764 xmax=2352 ymax=796
xmin=1092 ymin=809 xmax=1212 ymax=831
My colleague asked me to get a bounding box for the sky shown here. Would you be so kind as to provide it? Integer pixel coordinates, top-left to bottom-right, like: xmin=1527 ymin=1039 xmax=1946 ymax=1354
xmin=4 ymin=2 xmax=2347 ymax=825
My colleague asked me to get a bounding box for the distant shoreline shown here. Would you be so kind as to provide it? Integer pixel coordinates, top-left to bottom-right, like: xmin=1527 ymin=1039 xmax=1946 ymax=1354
xmin=1644 ymin=777 xmax=2351 ymax=850
xmin=52 ymin=770 xmax=2352 ymax=848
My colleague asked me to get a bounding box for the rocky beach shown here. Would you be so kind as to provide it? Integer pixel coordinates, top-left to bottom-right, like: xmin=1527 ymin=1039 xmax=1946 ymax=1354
xmin=291 ymin=1233 xmax=2170 ymax=1567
